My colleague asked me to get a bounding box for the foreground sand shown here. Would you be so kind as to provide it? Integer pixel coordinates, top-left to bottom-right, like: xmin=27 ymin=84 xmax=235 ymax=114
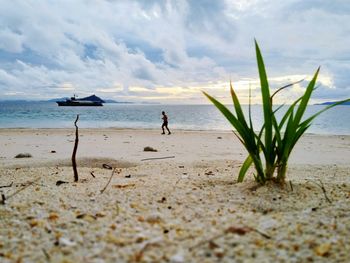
xmin=0 ymin=128 xmax=349 ymax=262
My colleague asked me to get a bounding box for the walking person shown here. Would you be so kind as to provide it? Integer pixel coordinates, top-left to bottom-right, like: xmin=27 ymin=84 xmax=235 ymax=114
xmin=161 ymin=111 xmax=171 ymax=135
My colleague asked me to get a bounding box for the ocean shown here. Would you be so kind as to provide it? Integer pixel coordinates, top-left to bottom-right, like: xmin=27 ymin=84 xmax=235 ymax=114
xmin=0 ymin=101 xmax=349 ymax=135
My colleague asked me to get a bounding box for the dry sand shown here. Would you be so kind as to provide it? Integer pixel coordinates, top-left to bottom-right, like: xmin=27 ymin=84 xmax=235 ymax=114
xmin=0 ymin=128 xmax=349 ymax=262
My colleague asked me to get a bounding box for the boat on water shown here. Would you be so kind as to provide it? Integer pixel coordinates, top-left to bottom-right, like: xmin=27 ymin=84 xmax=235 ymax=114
xmin=56 ymin=95 xmax=104 ymax=106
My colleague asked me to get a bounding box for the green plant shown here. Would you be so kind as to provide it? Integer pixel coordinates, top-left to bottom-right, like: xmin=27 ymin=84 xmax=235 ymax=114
xmin=203 ymin=41 xmax=350 ymax=184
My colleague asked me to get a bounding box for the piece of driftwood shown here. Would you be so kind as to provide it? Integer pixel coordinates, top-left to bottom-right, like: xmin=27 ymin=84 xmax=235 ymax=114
xmin=143 ymin=146 xmax=157 ymax=152
xmin=1 ymin=193 xmax=5 ymax=205
xmin=0 ymin=182 xmax=13 ymax=188
xmin=141 ymin=156 xmax=175 ymax=161
xmin=72 ymin=115 xmax=79 ymax=182
xmin=102 ymin=164 xmax=113 ymax=170
xmin=56 ymin=180 xmax=69 ymax=186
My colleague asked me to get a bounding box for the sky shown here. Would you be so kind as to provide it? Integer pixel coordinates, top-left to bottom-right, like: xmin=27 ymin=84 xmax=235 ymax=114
xmin=0 ymin=0 xmax=349 ymax=104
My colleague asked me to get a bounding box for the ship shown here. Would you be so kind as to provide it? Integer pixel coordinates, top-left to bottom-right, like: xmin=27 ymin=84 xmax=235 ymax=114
xmin=56 ymin=95 xmax=105 ymax=106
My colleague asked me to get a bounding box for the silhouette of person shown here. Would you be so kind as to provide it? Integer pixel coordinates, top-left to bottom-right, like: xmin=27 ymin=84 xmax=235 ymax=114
xmin=161 ymin=111 xmax=171 ymax=135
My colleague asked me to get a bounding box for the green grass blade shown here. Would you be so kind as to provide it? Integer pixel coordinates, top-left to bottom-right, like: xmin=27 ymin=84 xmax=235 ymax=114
xmin=230 ymin=82 xmax=249 ymax=129
xmin=273 ymin=104 xmax=284 ymax=114
xmin=238 ymin=155 xmax=254 ymax=182
xmin=293 ymin=68 xmax=320 ymax=126
xmin=232 ymin=130 xmax=245 ymax=145
xmin=203 ymin=91 xmax=252 ymax=145
xmin=204 ymin=90 xmax=265 ymax=181
xmin=289 ymin=124 xmax=311 ymax=154
xmin=278 ymin=97 xmax=302 ymax=130
xmin=255 ymin=42 xmax=272 ymax=141
xmin=270 ymin=79 xmax=304 ymax=103
xmin=255 ymin=40 xmax=274 ymax=176
xmin=255 ymin=41 xmax=272 ymax=140
xmin=279 ymin=107 xmax=296 ymax=162
xmin=248 ymin=84 xmax=254 ymax=130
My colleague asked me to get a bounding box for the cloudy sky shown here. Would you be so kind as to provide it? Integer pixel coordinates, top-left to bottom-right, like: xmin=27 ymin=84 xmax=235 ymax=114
xmin=0 ymin=0 xmax=349 ymax=104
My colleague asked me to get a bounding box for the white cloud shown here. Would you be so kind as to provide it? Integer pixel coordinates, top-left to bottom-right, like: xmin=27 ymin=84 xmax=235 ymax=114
xmin=0 ymin=0 xmax=349 ymax=103
xmin=0 ymin=28 xmax=24 ymax=53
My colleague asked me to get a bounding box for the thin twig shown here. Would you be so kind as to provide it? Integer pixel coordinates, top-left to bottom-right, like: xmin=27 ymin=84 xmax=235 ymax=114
xmin=141 ymin=156 xmax=175 ymax=161
xmin=189 ymin=232 xmax=225 ymax=251
xmin=289 ymin=180 xmax=293 ymax=192
xmin=72 ymin=114 xmax=79 ymax=182
xmin=1 ymin=193 xmax=5 ymax=205
xmin=5 ymin=177 xmax=40 ymax=201
xmin=189 ymin=225 xmax=271 ymax=251
xmin=252 ymin=228 xmax=271 ymax=239
xmin=100 ymin=168 xmax=118 ymax=194
xmin=133 ymin=242 xmax=164 ymax=262
xmin=0 ymin=182 xmax=13 ymax=188
xmin=42 ymin=248 xmax=51 ymax=261
xmin=17 ymin=182 xmax=46 ymax=187
xmin=316 ymin=179 xmax=332 ymax=203
xmin=307 ymin=179 xmax=332 ymax=203
xmin=174 ymin=178 xmax=182 ymax=186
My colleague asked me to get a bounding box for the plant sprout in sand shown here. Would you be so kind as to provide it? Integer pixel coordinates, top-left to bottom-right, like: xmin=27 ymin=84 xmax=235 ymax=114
xmin=204 ymin=41 xmax=350 ymax=185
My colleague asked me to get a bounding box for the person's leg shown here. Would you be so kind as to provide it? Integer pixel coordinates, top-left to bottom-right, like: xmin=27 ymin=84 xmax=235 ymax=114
xmin=166 ymin=125 xmax=171 ymax=134
xmin=161 ymin=124 xmax=165 ymax=134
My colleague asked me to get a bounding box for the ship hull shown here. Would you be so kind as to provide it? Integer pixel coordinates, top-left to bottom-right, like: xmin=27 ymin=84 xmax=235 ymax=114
xmin=56 ymin=101 xmax=103 ymax=106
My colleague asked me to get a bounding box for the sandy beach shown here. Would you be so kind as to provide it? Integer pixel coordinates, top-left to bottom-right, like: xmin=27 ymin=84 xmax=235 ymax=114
xmin=1 ymin=128 xmax=350 ymax=262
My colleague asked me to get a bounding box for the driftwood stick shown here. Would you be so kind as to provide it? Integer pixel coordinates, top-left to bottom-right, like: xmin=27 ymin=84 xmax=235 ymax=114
xmin=0 ymin=182 xmax=13 ymax=188
xmin=72 ymin=114 xmax=79 ymax=182
xmin=141 ymin=156 xmax=175 ymax=161
xmin=1 ymin=193 xmax=5 ymax=205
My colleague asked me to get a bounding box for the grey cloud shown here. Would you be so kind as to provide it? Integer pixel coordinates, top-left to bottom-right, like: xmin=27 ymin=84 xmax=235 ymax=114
xmin=0 ymin=28 xmax=24 ymax=53
xmin=133 ymin=67 xmax=155 ymax=81
xmin=186 ymin=0 xmax=236 ymax=40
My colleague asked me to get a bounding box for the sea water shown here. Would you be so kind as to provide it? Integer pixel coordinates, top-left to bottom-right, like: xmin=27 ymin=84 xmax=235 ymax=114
xmin=0 ymin=101 xmax=349 ymax=135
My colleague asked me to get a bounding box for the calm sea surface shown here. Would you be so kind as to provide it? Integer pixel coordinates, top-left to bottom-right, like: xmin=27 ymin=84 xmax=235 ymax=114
xmin=0 ymin=101 xmax=349 ymax=135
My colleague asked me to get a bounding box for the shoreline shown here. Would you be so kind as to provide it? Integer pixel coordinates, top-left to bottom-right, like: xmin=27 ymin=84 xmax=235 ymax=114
xmin=1 ymin=126 xmax=350 ymax=135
